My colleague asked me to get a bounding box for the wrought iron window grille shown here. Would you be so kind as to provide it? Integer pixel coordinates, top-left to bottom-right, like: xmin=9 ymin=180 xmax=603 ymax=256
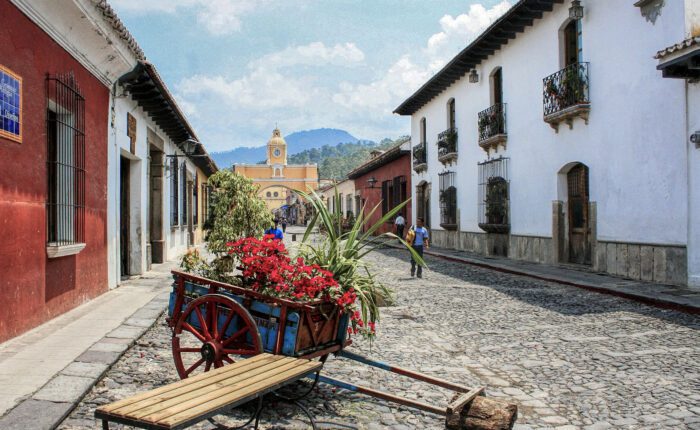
xmin=46 ymin=72 xmax=85 ymax=247
xmin=438 ymin=171 xmax=457 ymax=229
xmin=478 ymin=157 xmax=510 ymax=233
xmin=413 ymin=141 xmax=427 ymax=170
xmin=170 ymin=157 xmax=179 ymax=226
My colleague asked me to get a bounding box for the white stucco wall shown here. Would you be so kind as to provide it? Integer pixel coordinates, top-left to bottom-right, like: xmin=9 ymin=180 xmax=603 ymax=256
xmin=411 ymin=0 xmax=688 ymax=246
xmin=107 ymin=95 xmax=196 ymax=288
xmin=687 ymin=81 xmax=700 ymax=287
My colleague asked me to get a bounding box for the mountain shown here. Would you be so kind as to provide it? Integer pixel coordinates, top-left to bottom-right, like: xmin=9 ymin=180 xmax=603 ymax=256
xmin=210 ymin=128 xmax=359 ymax=167
xmin=289 ymin=137 xmax=405 ymax=180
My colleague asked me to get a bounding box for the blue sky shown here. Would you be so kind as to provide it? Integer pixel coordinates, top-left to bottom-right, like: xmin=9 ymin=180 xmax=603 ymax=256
xmin=110 ymin=0 xmax=512 ymax=152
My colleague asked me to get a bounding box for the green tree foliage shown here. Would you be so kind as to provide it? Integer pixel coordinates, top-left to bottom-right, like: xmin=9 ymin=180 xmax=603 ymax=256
xmin=288 ymin=137 xmax=407 ymax=179
xmin=206 ymin=170 xmax=272 ymax=256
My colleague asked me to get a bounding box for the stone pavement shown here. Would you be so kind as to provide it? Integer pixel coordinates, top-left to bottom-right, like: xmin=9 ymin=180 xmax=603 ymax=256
xmin=384 ymin=241 xmax=700 ymax=314
xmin=61 ymin=246 xmax=700 ymax=430
xmin=0 ymin=261 xmax=176 ymax=430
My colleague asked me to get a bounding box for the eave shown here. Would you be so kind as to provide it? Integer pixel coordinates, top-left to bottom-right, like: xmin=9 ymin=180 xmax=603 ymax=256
xmin=393 ymin=0 xmax=562 ymax=116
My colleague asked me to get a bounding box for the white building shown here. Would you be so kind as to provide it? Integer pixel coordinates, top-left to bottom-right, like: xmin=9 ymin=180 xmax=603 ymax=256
xmin=395 ymin=0 xmax=699 ymax=287
xmin=65 ymin=1 xmax=218 ymax=288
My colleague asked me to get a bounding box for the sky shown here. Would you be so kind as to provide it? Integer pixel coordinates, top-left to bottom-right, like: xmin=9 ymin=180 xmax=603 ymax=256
xmin=110 ymin=0 xmax=513 ymax=152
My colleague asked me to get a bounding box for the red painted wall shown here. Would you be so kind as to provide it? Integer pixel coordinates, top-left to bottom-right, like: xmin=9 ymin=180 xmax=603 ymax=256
xmin=353 ymin=153 xmax=412 ymax=235
xmin=0 ymin=1 xmax=109 ymax=342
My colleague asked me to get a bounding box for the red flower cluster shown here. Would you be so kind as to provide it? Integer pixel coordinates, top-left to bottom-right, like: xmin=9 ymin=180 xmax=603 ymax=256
xmin=227 ymin=237 xmax=374 ymax=339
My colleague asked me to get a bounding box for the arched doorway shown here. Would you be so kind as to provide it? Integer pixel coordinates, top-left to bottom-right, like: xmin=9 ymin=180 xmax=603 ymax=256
xmin=416 ymin=181 xmax=431 ymax=229
xmin=566 ymin=163 xmax=590 ymax=265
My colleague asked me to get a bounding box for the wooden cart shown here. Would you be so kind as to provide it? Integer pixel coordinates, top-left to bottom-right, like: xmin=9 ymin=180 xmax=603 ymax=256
xmin=167 ymin=270 xmax=517 ymax=429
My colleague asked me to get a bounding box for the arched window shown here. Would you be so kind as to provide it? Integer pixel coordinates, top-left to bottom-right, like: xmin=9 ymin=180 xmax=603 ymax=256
xmin=562 ymin=20 xmax=582 ymax=66
xmin=490 ymin=67 xmax=503 ymax=105
xmin=447 ymin=98 xmax=456 ymax=129
xmin=420 ymin=117 xmax=426 ymax=143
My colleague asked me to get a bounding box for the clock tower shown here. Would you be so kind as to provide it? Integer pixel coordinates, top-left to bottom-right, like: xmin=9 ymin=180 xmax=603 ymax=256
xmin=266 ymin=127 xmax=287 ymax=166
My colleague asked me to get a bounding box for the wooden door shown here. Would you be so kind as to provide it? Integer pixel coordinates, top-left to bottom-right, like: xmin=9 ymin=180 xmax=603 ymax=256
xmin=567 ymin=164 xmax=590 ymax=265
xmin=120 ymin=157 xmax=130 ymax=277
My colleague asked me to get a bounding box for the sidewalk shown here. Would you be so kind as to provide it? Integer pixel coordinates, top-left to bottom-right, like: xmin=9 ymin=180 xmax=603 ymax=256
xmin=385 ymin=241 xmax=700 ymax=314
xmin=0 ymin=261 xmax=176 ymax=429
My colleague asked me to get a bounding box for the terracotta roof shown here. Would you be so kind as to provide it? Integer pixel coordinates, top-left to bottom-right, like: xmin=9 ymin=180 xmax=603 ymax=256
xmin=91 ymin=0 xmax=146 ymax=61
xmin=347 ymin=142 xmax=409 ymax=179
xmin=394 ymin=0 xmax=561 ymax=116
xmin=655 ymin=36 xmax=700 ymax=59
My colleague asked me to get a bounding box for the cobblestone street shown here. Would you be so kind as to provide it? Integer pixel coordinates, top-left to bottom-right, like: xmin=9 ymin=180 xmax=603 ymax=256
xmin=61 ymin=247 xmax=700 ymax=430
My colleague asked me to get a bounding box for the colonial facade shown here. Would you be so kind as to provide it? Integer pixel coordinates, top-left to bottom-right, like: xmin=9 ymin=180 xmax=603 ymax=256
xmin=319 ymin=179 xmax=357 ymax=218
xmin=396 ymin=0 xmax=697 ymax=286
xmin=0 ymin=0 xmax=216 ymax=342
xmin=233 ymin=128 xmax=318 ymax=212
xmin=348 ymin=140 xmax=412 ymax=235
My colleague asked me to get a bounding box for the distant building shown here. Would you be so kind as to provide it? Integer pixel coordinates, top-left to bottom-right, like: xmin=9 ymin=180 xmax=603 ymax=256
xmin=395 ymin=0 xmax=698 ymax=286
xmin=348 ymin=140 xmax=412 ymax=235
xmin=233 ymin=128 xmax=319 ymax=213
xmin=318 ymin=179 xmax=357 ymax=218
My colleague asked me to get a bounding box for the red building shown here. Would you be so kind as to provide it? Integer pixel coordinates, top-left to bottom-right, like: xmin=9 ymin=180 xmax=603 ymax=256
xmin=0 ymin=1 xmax=112 ymax=342
xmin=348 ymin=142 xmax=412 ymax=235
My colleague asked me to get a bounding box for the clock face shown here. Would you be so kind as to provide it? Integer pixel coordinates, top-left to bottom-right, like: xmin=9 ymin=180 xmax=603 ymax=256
xmin=273 ymin=148 xmax=281 ymax=157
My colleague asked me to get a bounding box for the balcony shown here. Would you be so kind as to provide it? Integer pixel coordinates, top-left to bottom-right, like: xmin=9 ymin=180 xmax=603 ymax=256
xmin=437 ymin=127 xmax=458 ymax=164
xmin=412 ymin=142 xmax=427 ymax=173
xmin=478 ymin=103 xmax=507 ymax=154
xmin=543 ymin=62 xmax=590 ymax=132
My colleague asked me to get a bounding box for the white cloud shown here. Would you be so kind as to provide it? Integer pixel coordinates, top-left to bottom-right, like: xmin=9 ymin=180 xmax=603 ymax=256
xmin=427 ymin=1 xmax=513 ymax=69
xmin=110 ymin=0 xmax=268 ymax=35
xmin=171 ymin=2 xmax=514 ymax=151
xmin=249 ymin=42 xmax=365 ymax=70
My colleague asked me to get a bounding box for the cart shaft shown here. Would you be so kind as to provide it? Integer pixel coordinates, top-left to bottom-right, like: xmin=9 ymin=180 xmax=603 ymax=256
xmin=338 ymin=350 xmax=472 ymax=393
xmin=316 ymin=375 xmax=447 ymax=416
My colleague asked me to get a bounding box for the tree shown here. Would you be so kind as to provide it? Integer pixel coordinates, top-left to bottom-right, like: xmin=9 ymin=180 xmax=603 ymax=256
xmin=206 ymin=170 xmax=272 ymax=256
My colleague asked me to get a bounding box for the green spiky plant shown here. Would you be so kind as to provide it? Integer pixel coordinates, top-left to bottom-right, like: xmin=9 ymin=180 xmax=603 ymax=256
xmin=298 ymin=188 xmax=425 ymax=339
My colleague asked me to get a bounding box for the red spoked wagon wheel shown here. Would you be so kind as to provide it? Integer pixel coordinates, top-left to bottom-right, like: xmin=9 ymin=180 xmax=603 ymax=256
xmin=172 ymin=294 xmax=263 ymax=379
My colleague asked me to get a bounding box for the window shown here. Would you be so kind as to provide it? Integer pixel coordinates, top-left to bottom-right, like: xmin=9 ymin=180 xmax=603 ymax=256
xmin=273 ymin=191 xmax=279 ymax=197
xmin=491 ymin=68 xmax=503 ymax=105
xmin=46 ymin=72 xmax=85 ymax=248
xmin=180 ymin=163 xmax=187 ymax=226
xmin=381 ymin=180 xmax=390 ymax=216
xmin=478 ymin=157 xmax=510 ymax=233
xmin=201 ymin=182 xmax=209 ymax=226
xmin=564 ymin=20 xmax=582 ymax=66
xmin=193 ymin=175 xmax=198 ymax=226
xmin=346 ymin=194 xmax=353 ymax=218
xmin=170 ymin=157 xmax=179 ymax=226
xmin=266 ymin=191 xmax=271 ymax=197
xmin=439 ymin=171 xmax=457 ymax=229
xmin=338 ymin=193 xmax=343 ymax=214
xmin=447 ymin=99 xmax=456 ymax=129
xmin=420 ymin=118 xmax=427 ymax=143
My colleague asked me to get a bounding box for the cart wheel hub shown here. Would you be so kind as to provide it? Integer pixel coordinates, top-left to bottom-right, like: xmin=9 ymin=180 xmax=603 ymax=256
xmin=201 ymin=342 xmax=218 ymax=361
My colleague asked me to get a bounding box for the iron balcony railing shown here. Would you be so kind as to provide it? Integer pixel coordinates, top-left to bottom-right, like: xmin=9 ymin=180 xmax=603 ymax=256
xmin=543 ymin=62 xmax=590 ymax=117
xmin=413 ymin=142 xmax=427 ymax=166
xmin=478 ymin=103 xmax=507 ymax=142
xmin=437 ymin=127 xmax=458 ymax=158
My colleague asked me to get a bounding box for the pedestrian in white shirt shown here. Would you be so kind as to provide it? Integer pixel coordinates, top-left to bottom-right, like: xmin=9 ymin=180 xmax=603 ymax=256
xmin=394 ymin=213 xmax=405 ymax=240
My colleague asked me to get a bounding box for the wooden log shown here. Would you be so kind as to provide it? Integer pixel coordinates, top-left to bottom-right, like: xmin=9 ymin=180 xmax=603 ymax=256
xmin=445 ymin=393 xmax=517 ymax=430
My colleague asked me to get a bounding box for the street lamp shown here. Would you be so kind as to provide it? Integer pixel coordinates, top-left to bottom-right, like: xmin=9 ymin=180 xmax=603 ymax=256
xmin=367 ymin=176 xmax=378 ymax=189
xmin=469 ymin=69 xmax=479 ymax=83
xmin=569 ymin=0 xmax=584 ymax=20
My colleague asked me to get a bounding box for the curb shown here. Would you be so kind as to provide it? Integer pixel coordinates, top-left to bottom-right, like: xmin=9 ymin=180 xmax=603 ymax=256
xmin=384 ymin=243 xmax=700 ymax=315
xmin=0 ymin=293 xmax=169 ymax=430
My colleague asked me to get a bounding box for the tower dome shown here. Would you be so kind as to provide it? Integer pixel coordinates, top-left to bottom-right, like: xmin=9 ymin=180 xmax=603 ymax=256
xmin=268 ymin=127 xmax=286 ymax=146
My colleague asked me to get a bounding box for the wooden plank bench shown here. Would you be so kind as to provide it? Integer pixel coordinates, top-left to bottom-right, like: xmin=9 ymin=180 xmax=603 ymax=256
xmin=95 ymin=353 xmax=323 ymax=430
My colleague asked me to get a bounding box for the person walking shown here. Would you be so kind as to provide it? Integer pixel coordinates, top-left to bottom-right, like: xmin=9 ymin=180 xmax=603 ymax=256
xmin=408 ymin=217 xmax=429 ymax=278
xmin=394 ymin=212 xmax=405 ymax=241
xmin=281 ymin=217 xmax=287 ymax=233
xmin=265 ymin=220 xmax=284 ymax=241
